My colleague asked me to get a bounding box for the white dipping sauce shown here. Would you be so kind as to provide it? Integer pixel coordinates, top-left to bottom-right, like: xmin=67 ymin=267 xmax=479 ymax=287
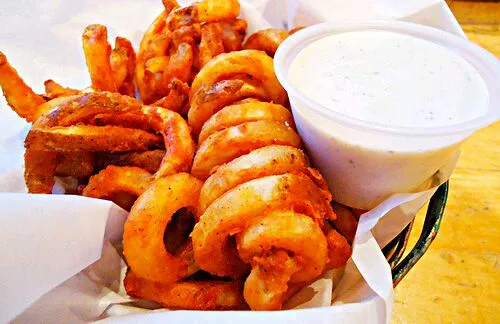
xmin=285 ymin=30 xmax=490 ymax=209
xmin=289 ymin=31 xmax=489 ymax=128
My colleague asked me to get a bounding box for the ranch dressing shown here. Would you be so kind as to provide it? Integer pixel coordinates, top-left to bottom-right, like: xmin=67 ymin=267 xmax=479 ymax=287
xmin=289 ymin=30 xmax=489 ymax=129
xmin=286 ymin=30 xmax=490 ymax=209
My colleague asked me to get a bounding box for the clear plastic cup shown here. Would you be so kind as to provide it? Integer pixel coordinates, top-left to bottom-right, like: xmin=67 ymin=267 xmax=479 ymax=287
xmin=274 ymin=20 xmax=500 ymax=210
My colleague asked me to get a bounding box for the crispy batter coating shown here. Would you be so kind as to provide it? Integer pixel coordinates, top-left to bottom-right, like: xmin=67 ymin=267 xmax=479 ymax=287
xmin=198 ymin=101 xmax=294 ymax=143
xmin=192 ymin=120 xmax=301 ymax=180
xmin=0 ymin=51 xmax=46 ymax=122
xmin=124 ymin=270 xmax=245 ymax=310
xmin=82 ymin=24 xmax=117 ymax=92
xmin=243 ymin=29 xmax=289 ymax=57
xmin=83 ymin=166 xmax=153 ymax=211
xmin=123 ymin=173 xmax=202 ymax=284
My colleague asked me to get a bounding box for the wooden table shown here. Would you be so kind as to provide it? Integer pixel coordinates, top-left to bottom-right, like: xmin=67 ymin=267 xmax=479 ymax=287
xmin=392 ymin=2 xmax=500 ymax=323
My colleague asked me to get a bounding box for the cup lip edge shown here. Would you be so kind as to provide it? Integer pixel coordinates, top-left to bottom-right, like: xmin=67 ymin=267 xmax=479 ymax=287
xmin=274 ymin=20 xmax=500 ymax=138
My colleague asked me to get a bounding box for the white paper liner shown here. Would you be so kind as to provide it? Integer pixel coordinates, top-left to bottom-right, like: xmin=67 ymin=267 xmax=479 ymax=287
xmin=0 ymin=0 xmax=463 ymax=323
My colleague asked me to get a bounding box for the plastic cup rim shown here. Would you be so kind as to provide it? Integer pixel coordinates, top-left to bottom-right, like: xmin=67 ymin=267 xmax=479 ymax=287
xmin=274 ymin=20 xmax=500 ymax=137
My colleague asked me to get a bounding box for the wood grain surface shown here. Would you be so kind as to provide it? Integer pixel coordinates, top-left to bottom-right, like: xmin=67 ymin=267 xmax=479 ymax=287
xmin=392 ymin=1 xmax=500 ymax=323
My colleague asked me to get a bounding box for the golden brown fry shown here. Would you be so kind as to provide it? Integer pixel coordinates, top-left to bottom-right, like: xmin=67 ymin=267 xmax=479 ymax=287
xmin=192 ymin=173 xmax=335 ymax=278
xmin=192 ymin=0 xmax=240 ymax=23
xmin=25 ymin=125 xmax=163 ymax=153
xmin=96 ymin=150 xmax=165 ymax=174
xmin=239 ymin=212 xmax=328 ymax=310
xmin=192 ymin=120 xmax=301 ymax=181
xmin=110 ymin=47 xmax=128 ymax=90
xmin=142 ymin=106 xmax=195 ymax=178
xmin=198 ymin=101 xmax=294 ymax=143
xmin=26 ymin=92 xmax=194 ymax=175
xmin=166 ymin=6 xmax=195 ymax=31
xmin=331 ymin=202 xmax=359 ymax=244
xmin=24 ymin=149 xmax=58 ymax=193
xmin=145 ymin=56 xmax=170 ymax=74
xmin=114 ymin=36 xmax=137 ymax=97
xmin=188 ymin=79 xmax=271 ymax=135
xmin=136 ymin=11 xmax=168 ymax=104
xmin=171 ymin=25 xmax=201 ymax=48
xmin=220 ymin=20 xmax=245 ymax=52
xmin=152 ymin=78 xmax=190 ymax=114
xmin=123 ymin=173 xmax=202 ymax=284
xmin=54 ymin=151 xmax=95 ymax=178
xmin=82 ymin=24 xmax=117 ymax=92
xmin=33 ymin=95 xmax=80 ymax=121
xmin=199 ymin=23 xmax=225 ymax=67
xmin=325 ymin=227 xmax=352 ymax=269
xmin=164 ymin=42 xmax=193 ymax=85
xmin=148 ymin=33 xmax=172 ymax=58
xmin=243 ymin=29 xmax=289 ymax=57
xmin=44 ymin=80 xmax=80 ymax=100
xmin=162 ymin=0 xmax=180 ymax=14
xmin=30 ymin=91 xmax=142 ymax=127
xmin=82 ymin=166 xmax=153 ymax=211
xmin=190 ymin=50 xmax=287 ymax=108
xmin=0 ymin=51 xmax=46 ymax=122
xmin=124 ymin=270 xmax=245 ymax=310
xmin=199 ymin=145 xmax=310 ymax=212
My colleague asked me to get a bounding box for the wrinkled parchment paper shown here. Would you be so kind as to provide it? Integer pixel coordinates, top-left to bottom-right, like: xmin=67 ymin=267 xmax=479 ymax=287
xmin=0 ymin=0 xmax=463 ymax=323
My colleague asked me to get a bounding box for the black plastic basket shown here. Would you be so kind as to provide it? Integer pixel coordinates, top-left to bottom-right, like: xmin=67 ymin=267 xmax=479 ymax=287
xmin=383 ymin=181 xmax=449 ymax=286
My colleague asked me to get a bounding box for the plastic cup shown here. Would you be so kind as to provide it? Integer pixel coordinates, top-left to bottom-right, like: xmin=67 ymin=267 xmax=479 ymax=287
xmin=274 ymin=20 xmax=500 ymax=210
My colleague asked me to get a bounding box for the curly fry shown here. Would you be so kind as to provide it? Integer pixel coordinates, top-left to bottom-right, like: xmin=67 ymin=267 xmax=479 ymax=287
xmin=325 ymin=227 xmax=352 ymax=269
xmin=220 ymin=20 xmax=246 ymax=52
xmin=192 ymin=0 xmax=240 ymax=23
xmin=110 ymin=47 xmax=128 ymax=90
xmin=83 ymin=166 xmax=153 ymax=211
xmin=114 ymin=37 xmax=136 ymax=97
xmin=152 ymin=78 xmax=190 ymax=114
xmin=25 ymin=92 xmax=194 ymax=175
xmin=136 ymin=11 xmax=168 ymax=104
xmin=188 ymin=78 xmax=271 ymax=135
xmin=44 ymin=80 xmax=80 ymax=100
xmin=198 ymin=101 xmax=294 ymax=143
xmin=145 ymin=56 xmax=170 ymax=74
xmin=123 ymin=173 xmax=203 ymax=284
xmin=192 ymin=120 xmax=301 ymax=180
xmin=0 ymin=51 xmax=46 ymax=122
xmin=82 ymin=24 xmax=117 ymax=92
xmin=331 ymin=202 xmax=359 ymax=244
xmin=192 ymin=173 xmax=335 ymax=278
xmin=243 ymin=29 xmax=289 ymax=57
xmin=24 ymin=149 xmax=58 ymax=193
xmin=162 ymin=0 xmax=179 ymax=13
xmin=164 ymin=42 xmax=193 ymax=85
xmin=25 ymin=125 xmax=163 ymax=152
xmin=190 ymin=50 xmax=287 ymax=109
xmin=96 ymin=150 xmax=165 ymax=174
xmin=199 ymin=23 xmax=225 ymax=67
xmin=55 ymin=151 xmax=95 ymax=178
xmin=239 ymin=211 xmax=328 ymax=310
xmin=124 ymin=270 xmax=245 ymax=310
xmin=142 ymin=105 xmax=195 ymax=178
xmin=199 ymin=145 xmax=314 ymax=212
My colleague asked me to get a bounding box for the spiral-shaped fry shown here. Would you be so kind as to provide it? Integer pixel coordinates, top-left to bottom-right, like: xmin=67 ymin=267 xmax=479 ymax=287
xmin=136 ymin=0 xmax=246 ymax=105
xmin=82 ymin=166 xmax=153 ymax=211
xmin=188 ymin=50 xmax=351 ymax=310
xmin=23 ymin=91 xmax=195 ymax=193
xmin=122 ymin=172 xmax=246 ymax=310
xmin=123 ymin=173 xmax=202 ymax=284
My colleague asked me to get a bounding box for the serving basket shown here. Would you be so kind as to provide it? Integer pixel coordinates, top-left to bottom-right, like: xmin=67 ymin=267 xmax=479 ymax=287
xmin=383 ymin=181 xmax=448 ymax=286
